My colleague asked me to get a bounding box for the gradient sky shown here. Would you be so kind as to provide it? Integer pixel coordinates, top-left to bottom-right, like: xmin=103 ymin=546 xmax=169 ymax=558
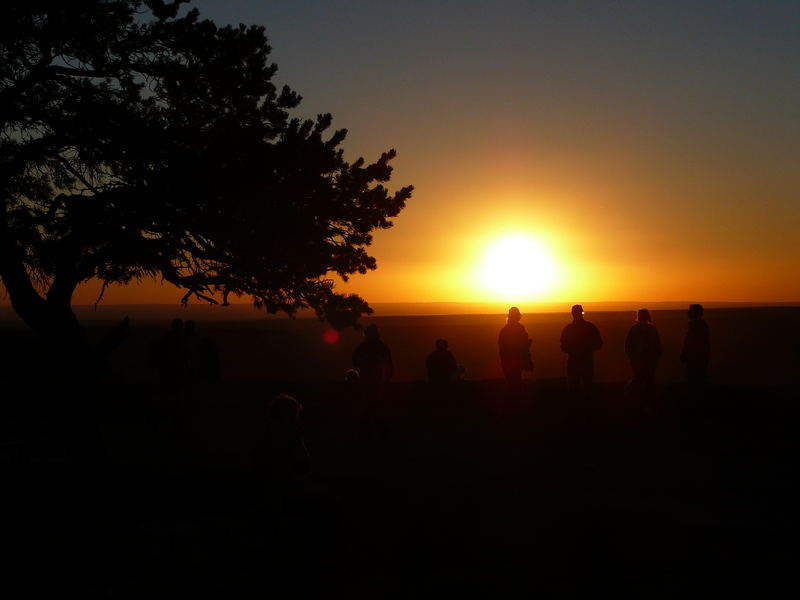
xmin=72 ymin=0 xmax=800 ymax=306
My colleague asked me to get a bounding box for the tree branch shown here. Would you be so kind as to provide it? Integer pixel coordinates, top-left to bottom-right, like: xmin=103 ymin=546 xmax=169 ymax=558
xmin=45 ymin=65 xmax=110 ymax=79
xmin=93 ymin=280 xmax=109 ymax=311
xmin=56 ymin=156 xmax=101 ymax=195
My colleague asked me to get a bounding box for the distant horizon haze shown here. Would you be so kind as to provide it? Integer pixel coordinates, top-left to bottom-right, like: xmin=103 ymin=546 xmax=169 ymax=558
xmin=3 ymin=298 xmax=800 ymax=324
xmin=3 ymin=272 xmax=800 ymax=320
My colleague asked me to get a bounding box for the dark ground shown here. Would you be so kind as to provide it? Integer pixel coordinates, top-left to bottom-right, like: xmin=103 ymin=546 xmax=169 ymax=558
xmin=1 ymin=376 xmax=798 ymax=597
xmin=1 ymin=308 xmax=799 ymax=596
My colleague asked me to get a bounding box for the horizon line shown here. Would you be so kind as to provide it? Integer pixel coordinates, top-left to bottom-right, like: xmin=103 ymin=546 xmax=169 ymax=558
xmin=60 ymin=299 xmax=800 ymax=307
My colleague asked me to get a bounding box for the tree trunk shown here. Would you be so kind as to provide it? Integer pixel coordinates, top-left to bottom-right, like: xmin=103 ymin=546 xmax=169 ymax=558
xmin=43 ymin=310 xmax=109 ymax=467
xmin=1 ymin=212 xmax=109 ymax=466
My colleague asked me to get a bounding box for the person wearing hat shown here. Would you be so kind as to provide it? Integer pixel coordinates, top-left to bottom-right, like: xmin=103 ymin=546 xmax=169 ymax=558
xmin=560 ymin=304 xmax=603 ymax=398
xmin=352 ymin=323 xmax=394 ymax=383
xmin=498 ymin=307 xmax=533 ymax=383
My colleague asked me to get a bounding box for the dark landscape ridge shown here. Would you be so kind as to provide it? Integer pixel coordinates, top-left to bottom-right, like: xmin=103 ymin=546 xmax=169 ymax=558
xmin=3 ymin=300 xmax=800 ymax=323
xmin=3 ymin=306 xmax=799 ymax=386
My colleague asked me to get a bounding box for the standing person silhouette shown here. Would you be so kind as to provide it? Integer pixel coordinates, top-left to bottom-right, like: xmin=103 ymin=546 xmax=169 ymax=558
xmin=182 ymin=319 xmax=198 ymax=401
xmin=560 ymin=304 xmax=603 ymax=399
xmin=352 ymin=324 xmax=394 ymax=383
xmin=149 ymin=318 xmax=186 ymax=396
xmin=180 ymin=320 xmax=221 ymax=400
xmin=625 ymin=309 xmax=662 ymax=404
xmin=498 ymin=307 xmax=532 ymax=383
xmin=681 ymin=304 xmax=710 ymax=387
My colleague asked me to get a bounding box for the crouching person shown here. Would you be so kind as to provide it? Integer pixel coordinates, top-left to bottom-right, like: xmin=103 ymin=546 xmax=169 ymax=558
xmin=264 ymin=393 xmax=311 ymax=483
xmin=426 ymin=339 xmax=461 ymax=384
xmin=260 ymin=394 xmax=338 ymax=589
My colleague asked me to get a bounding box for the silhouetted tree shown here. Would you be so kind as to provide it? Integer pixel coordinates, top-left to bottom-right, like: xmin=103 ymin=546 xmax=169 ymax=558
xmin=0 ymin=0 xmax=412 ymax=460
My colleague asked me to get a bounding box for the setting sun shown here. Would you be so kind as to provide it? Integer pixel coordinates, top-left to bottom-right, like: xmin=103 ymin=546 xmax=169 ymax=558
xmin=477 ymin=235 xmax=557 ymax=301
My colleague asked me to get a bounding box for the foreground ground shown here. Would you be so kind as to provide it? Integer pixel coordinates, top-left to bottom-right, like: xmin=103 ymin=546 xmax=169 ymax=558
xmin=1 ymin=378 xmax=797 ymax=597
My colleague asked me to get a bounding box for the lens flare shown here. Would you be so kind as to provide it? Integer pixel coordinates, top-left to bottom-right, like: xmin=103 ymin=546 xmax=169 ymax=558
xmin=323 ymin=329 xmax=340 ymax=344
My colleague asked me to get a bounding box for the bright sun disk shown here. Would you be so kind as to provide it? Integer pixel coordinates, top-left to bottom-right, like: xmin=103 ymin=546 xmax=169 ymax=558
xmin=478 ymin=235 xmax=557 ymax=301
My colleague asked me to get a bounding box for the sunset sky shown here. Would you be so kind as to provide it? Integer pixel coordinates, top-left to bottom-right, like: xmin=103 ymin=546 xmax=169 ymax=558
xmin=73 ymin=0 xmax=800 ymax=307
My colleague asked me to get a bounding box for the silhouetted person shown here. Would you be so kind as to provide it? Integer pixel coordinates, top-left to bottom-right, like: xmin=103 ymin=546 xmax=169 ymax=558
xmin=681 ymin=304 xmax=710 ymax=387
xmin=625 ymin=309 xmax=661 ymax=403
xmin=149 ymin=318 xmax=186 ymax=395
xmin=195 ymin=336 xmax=221 ymax=386
xmin=179 ymin=320 xmax=220 ymax=395
xmin=184 ymin=319 xmax=197 ymax=351
xmin=94 ymin=315 xmax=131 ymax=366
xmin=498 ymin=307 xmax=533 ymax=383
xmin=426 ymin=339 xmax=459 ymax=384
xmin=181 ymin=319 xmax=198 ymax=399
xmin=560 ymin=304 xmax=603 ymax=399
xmin=264 ymin=393 xmax=311 ymax=480
xmin=352 ymin=324 xmax=393 ymax=383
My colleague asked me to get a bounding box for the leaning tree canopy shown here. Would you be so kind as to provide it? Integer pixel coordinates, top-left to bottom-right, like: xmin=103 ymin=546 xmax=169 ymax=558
xmin=0 ymin=0 xmax=412 ymax=329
